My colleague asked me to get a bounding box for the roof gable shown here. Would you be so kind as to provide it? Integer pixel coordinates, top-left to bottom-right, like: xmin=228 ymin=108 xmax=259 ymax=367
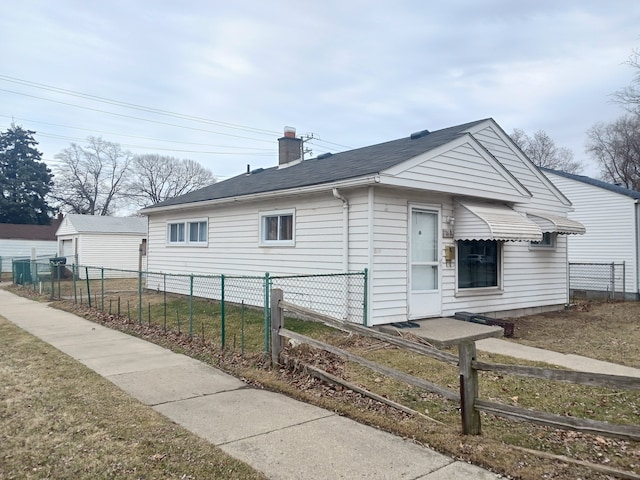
xmin=379 ymin=133 xmax=531 ymax=202
xmin=463 ymin=120 xmax=573 ymax=209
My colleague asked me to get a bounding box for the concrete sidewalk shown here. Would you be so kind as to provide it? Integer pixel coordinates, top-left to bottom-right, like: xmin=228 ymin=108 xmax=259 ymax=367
xmin=0 ymin=288 xmax=500 ymax=480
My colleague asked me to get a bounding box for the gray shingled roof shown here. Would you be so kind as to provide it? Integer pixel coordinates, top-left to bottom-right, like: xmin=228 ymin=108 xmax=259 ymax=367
xmin=145 ymin=119 xmax=490 ymax=210
xmin=63 ymin=215 xmax=148 ymax=234
xmin=541 ymin=167 xmax=640 ymax=200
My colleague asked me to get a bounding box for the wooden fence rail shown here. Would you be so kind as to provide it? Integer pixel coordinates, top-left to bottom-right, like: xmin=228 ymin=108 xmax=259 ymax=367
xmin=270 ymin=289 xmax=640 ymax=441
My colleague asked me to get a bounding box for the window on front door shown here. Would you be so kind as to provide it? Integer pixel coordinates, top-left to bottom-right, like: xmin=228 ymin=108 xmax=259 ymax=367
xmin=457 ymin=239 xmax=500 ymax=289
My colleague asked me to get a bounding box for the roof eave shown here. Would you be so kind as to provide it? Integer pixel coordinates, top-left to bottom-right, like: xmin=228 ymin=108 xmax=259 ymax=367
xmin=139 ymin=175 xmax=382 ymax=215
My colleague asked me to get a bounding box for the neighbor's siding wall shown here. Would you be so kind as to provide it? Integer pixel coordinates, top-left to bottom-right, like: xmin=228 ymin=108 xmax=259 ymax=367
xmin=0 ymin=239 xmax=58 ymax=272
xmin=74 ymin=233 xmax=146 ymax=278
xmin=545 ymin=173 xmax=638 ymax=295
xmin=56 ymin=217 xmax=77 ymax=236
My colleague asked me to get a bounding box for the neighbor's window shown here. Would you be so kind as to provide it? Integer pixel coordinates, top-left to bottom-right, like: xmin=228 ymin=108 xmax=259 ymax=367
xmin=188 ymin=221 xmax=207 ymax=243
xmin=260 ymin=210 xmax=295 ymax=245
xmin=168 ymin=222 xmax=185 ymax=244
xmin=167 ymin=219 xmax=208 ymax=246
xmin=457 ymin=240 xmax=500 ymax=289
xmin=530 ymin=232 xmax=555 ymax=248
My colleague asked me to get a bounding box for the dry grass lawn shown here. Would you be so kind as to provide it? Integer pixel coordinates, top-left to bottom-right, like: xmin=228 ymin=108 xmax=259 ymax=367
xmin=0 ymin=315 xmax=267 ymax=480
xmin=505 ymin=301 xmax=640 ymax=368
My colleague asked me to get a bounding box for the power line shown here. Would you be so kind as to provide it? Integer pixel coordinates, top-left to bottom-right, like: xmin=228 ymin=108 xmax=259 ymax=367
xmin=0 ymin=75 xmax=354 ymax=154
xmin=0 ymin=88 xmax=276 ymax=144
xmin=0 ymin=74 xmax=280 ymax=137
xmin=0 ymin=114 xmax=273 ymax=152
xmin=33 ymin=132 xmax=273 ymax=156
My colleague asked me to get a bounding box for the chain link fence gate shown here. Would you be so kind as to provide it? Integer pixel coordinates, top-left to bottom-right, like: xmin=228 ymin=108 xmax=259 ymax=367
xmin=569 ymin=262 xmax=626 ymax=300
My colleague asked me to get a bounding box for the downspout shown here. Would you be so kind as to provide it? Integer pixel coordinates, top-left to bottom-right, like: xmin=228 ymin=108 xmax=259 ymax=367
xmin=636 ymin=200 xmax=639 ymax=299
xmin=367 ymin=186 xmax=375 ymax=323
xmin=332 ymin=188 xmax=349 ymax=273
xmin=333 ymin=188 xmax=349 ymax=320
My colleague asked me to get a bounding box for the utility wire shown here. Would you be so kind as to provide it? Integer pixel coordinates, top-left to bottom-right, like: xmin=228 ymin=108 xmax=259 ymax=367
xmin=0 ymin=88 xmax=275 ymax=143
xmin=0 ymin=114 xmax=272 ymax=152
xmin=0 ymin=74 xmax=280 ymax=137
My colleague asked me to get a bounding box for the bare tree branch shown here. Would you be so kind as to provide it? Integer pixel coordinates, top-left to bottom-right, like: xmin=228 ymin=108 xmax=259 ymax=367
xmin=50 ymin=137 xmax=132 ymax=215
xmin=125 ymin=154 xmax=215 ymax=207
xmin=510 ymin=129 xmax=583 ymax=173
xmin=586 ymin=115 xmax=640 ymax=190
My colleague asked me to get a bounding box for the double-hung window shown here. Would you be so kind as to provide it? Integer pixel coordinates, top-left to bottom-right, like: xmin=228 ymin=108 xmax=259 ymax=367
xmin=260 ymin=209 xmax=295 ymax=246
xmin=167 ymin=219 xmax=208 ymax=246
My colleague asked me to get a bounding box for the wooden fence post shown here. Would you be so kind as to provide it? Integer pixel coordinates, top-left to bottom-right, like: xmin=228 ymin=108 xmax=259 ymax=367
xmin=270 ymin=288 xmax=284 ymax=366
xmin=459 ymin=340 xmax=481 ymax=435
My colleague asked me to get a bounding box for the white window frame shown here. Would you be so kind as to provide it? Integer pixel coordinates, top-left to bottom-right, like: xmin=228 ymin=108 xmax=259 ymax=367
xmin=166 ymin=218 xmax=208 ymax=246
xmin=455 ymin=239 xmax=504 ymax=296
xmin=530 ymin=232 xmax=556 ymax=249
xmin=259 ymin=209 xmax=295 ymax=246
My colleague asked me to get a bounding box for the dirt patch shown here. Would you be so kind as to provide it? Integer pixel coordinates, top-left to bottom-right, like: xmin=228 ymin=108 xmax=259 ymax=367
xmin=506 ymin=301 xmax=640 ymax=368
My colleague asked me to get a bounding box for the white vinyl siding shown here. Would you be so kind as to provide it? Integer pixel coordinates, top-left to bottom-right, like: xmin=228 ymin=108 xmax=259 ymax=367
xmin=469 ymin=125 xmax=570 ymax=211
xmin=390 ymin=142 xmax=528 ymax=201
xmin=0 ymin=239 xmax=58 ymax=272
xmin=147 ymin=193 xmax=344 ymax=278
xmin=545 ymin=172 xmax=639 ymax=295
xmin=68 ymin=233 xmax=146 ymax=278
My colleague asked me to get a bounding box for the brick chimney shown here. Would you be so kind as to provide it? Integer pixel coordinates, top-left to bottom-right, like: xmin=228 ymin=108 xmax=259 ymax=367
xmin=278 ymin=126 xmax=302 ymax=166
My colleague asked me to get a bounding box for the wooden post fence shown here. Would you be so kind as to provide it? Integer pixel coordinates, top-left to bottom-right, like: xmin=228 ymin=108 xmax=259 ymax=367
xmin=459 ymin=340 xmax=481 ymax=435
xmin=270 ymin=288 xmax=284 ymax=366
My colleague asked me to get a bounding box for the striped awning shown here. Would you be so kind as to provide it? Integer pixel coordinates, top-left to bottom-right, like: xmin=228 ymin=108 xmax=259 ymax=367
xmin=454 ymin=201 xmax=543 ymax=242
xmin=525 ymin=211 xmax=586 ymax=235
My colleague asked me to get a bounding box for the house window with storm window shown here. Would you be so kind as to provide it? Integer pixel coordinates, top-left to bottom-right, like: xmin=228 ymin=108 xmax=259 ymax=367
xmin=457 ymin=239 xmax=500 ymax=289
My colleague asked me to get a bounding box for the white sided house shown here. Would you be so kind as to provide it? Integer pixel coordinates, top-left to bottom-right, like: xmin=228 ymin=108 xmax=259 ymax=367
xmin=141 ymin=119 xmax=585 ymax=326
xmin=0 ymin=217 xmax=62 ymax=273
xmin=542 ymin=168 xmax=640 ymax=300
xmin=56 ymin=215 xmax=148 ymax=276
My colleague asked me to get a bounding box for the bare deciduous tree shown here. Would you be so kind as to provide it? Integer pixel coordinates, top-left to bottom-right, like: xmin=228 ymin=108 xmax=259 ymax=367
xmin=126 ymin=154 xmax=215 ymax=206
xmin=51 ymin=137 xmax=133 ymax=215
xmin=586 ymin=115 xmax=640 ymax=190
xmin=612 ymin=48 xmax=640 ymax=114
xmin=510 ymin=128 xmax=583 ymax=174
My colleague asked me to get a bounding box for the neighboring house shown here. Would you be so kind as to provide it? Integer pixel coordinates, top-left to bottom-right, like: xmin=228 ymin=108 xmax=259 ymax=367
xmin=0 ymin=216 xmax=62 ymax=273
xmin=541 ymin=167 xmax=640 ymax=300
xmin=141 ymin=119 xmax=585 ymax=326
xmin=56 ymin=215 xmax=148 ymax=276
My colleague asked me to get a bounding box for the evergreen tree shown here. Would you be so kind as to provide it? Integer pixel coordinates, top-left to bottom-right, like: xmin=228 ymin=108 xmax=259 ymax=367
xmin=0 ymin=125 xmax=54 ymax=224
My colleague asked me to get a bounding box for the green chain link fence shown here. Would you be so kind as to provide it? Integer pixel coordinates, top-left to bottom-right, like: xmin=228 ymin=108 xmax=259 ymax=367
xmin=14 ymin=260 xmax=367 ymax=354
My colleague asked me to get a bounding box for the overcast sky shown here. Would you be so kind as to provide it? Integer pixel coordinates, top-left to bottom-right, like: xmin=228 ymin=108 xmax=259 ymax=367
xmin=1 ymin=1 xmax=639 ymax=180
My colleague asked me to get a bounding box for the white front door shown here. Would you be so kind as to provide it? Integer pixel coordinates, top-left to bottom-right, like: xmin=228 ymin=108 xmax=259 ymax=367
xmin=409 ymin=207 xmax=441 ymax=318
